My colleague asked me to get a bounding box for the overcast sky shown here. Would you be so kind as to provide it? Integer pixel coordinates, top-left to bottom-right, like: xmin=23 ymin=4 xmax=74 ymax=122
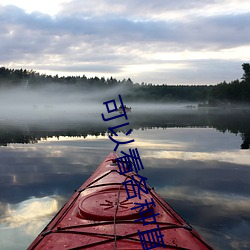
xmin=0 ymin=0 xmax=250 ymax=85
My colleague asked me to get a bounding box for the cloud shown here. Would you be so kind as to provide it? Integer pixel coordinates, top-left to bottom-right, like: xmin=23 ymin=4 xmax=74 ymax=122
xmin=2 ymin=4 xmax=249 ymax=48
xmin=0 ymin=1 xmax=250 ymax=84
xmin=58 ymin=0 xmax=248 ymax=19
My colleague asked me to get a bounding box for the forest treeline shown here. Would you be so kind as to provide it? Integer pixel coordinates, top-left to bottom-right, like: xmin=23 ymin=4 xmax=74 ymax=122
xmin=0 ymin=63 xmax=249 ymax=104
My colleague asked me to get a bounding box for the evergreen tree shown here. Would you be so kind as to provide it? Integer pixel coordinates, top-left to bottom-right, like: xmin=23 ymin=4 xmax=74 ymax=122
xmin=242 ymin=63 xmax=250 ymax=83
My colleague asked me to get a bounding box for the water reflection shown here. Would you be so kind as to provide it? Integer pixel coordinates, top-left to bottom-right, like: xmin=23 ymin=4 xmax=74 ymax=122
xmin=0 ymin=196 xmax=59 ymax=228
xmin=0 ymin=108 xmax=250 ymax=149
xmin=0 ymin=109 xmax=250 ymax=249
xmin=0 ymin=196 xmax=62 ymax=250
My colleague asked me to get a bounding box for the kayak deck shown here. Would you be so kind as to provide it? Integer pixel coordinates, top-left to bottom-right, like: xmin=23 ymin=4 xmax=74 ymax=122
xmin=28 ymin=152 xmax=213 ymax=249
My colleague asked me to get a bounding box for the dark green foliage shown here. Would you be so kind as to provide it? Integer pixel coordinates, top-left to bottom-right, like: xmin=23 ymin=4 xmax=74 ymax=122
xmin=0 ymin=63 xmax=250 ymax=104
xmin=242 ymin=63 xmax=250 ymax=82
xmin=209 ymin=63 xmax=250 ymax=104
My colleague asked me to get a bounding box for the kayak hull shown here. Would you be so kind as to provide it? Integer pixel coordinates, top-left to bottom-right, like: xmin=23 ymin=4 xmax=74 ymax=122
xmin=28 ymin=152 xmax=213 ymax=249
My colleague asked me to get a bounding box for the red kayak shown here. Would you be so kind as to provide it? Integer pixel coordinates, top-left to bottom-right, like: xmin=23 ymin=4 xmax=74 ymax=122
xmin=28 ymin=152 xmax=213 ymax=249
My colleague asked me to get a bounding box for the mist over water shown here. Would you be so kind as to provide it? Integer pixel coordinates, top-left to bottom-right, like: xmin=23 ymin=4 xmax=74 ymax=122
xmin=0 ymin=85 xmax=101 ymax=121
xmin=1 ymin=84 xmax=250 ymax=149
xmin=0 ymin=84 xmax=198 ymax=124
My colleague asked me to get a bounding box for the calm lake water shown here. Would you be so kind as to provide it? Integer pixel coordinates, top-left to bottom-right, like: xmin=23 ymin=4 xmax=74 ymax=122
xmin=0 ymin=105 xmax=250 ymax=249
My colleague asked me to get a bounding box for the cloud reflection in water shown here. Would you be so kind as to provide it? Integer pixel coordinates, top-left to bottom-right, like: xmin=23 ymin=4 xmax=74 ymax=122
xmin=0 ymin=196 xmax=61 ymax=250
xmin=0 ymin=127 xmax=249 ymax=249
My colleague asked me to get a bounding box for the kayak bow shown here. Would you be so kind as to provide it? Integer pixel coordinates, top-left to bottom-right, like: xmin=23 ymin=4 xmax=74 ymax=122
xmin=28 ymin=152 xmax=213 ymax=249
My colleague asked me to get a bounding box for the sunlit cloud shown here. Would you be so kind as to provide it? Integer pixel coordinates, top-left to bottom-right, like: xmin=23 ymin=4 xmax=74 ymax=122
xmin=0 ymin=0 xmax=250 ymax=84
xmin=0 ymin=0 xmax=66 ymax=16
xmin=152 ymin=46 xmax=250 ymax=62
